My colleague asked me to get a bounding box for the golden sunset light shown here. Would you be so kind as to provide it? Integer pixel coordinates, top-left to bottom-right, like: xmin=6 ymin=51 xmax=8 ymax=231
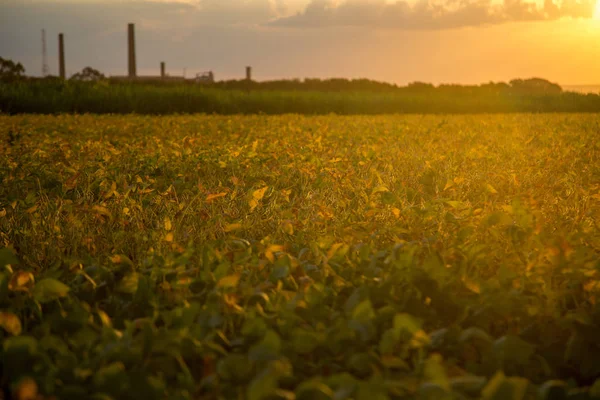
xmin=2 ymin=1 xmax=600 ymax=399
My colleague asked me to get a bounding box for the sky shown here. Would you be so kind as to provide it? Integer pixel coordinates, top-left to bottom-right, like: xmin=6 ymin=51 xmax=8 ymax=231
xmin=1 ymin=0 xmax=599 ymax=85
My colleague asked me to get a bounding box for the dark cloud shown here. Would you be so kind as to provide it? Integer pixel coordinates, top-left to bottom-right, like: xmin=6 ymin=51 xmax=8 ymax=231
xmin=269 ymin=0 xmax=597 ymax=29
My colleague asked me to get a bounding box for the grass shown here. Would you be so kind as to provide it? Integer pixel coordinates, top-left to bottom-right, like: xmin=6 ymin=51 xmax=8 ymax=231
xmin=1 ymin=113 xmax=600 ymax=399
xmin=2 ymin=81 xmax=600 ymax=114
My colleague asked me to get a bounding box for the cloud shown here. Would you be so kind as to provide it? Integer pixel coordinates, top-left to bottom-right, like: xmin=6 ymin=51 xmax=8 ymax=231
xmin=269 ymin=0 xmax=598 ymax=29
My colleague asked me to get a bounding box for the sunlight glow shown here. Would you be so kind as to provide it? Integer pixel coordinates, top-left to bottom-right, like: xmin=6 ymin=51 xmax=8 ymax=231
xmin=594 ymin=0 xmax=600 ymax=19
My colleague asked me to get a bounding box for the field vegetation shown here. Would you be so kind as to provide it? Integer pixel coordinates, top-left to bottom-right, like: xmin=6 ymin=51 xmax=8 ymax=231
xmin=1 ymin=114 xmax=600 ymax=399
xmin=2 ymin=78 xmax=600 ymax=115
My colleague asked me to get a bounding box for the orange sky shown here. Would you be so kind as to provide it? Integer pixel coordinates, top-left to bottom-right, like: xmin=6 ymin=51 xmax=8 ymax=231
xmin=1 ymin=0 xmax=599 ymax=85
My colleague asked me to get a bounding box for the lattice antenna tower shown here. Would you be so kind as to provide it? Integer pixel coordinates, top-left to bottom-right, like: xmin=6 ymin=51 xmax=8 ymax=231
xmin=42 ymin=29 xmax=49 ymax=77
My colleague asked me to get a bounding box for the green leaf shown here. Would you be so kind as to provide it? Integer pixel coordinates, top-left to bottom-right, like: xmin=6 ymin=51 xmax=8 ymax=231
xmin=291 ymin=328 xmax=321 ymax=354
xmin=418 ymin=382 xmax=452 ymax=400
xmin=0 ymin=247 xmax=19 ymax=267
xmin=116 ymin=272 xmax=139 ymax=294
xmin=2 ymin=335 xmax=37 ymax=354
xmin=393 ymin=313 xmax=421 ymax=336
xmin=270 ymin=264 xmax=289 ymax=281
xmin=247 ymin=361 xmax=292 ymax=400
xmin=249 ymin=330 xmax=282 ymax=362
xmin=0 ymin=273 xmax=9 ymax=303
xmin=590 ymin=378 xmax=600 ymax=398
xmin=295 ymin=379 xmax=334 ymax=400
xmin=493 ymin=335 xmax=535 ymax=367
xmin=93 ymin=361 xmax=127 ymax=391
xmin=32 ymin=278 xmax=70 ymax=303
xmin=481 ymin=371 xmax=528 ymax=400
xmin=538 ymin=380 xmax=567 ymax=400
xmin=445 ymin=200 xmax=463 ymax=209
xmin=217 ymin=354 xmax=253 ymax=382
xmin=423 ymin=353 xmax=450 ymax=391
xmin=449 ymin=376 xmax=487 ymax=396
xmin=352 ymin=299 xmax=375 ymax=323
xmin=248 ymin=369 xmax=277 ymax=400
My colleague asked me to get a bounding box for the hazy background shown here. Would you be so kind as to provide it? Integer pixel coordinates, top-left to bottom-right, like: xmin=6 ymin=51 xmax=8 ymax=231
xmin=1 ymin=0 xmax=599 ymax=85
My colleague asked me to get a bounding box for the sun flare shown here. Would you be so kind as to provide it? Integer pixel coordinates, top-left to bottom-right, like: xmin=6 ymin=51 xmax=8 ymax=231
xmin=595 ymin=0 xmax=600 ymax=19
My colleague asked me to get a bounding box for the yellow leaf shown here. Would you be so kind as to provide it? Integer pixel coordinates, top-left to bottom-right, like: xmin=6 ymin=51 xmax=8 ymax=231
xmin=26 ymin=205 xmax=38 ymax=214
xmin=265 ymin=244 xmax=284 ymax=263
xmin=249 ymin=198 xmax=259 ymax=212
xmin=453 ymin=177 xmax=465 ymax=184
xmin=327 ymin=243 xmax=345 ymax=260
xmin=164 ymin=217 xmax=172 ymax=231
xmin=164 ymin=232 xmax=174 ymax=242
xmin=0 ymin=208 xmax=6 ymax=217
xmin=104 ymin=181 xmax=117 ymax=199
xmin=91 ymin=205 xmax=112 ymax=218
xmin=0 ymin=311 xmax=22 ymax=335
xmin=217 ymin=274 xmax=240 ymax=288
xmin=97 ymin=310 xmax=112 ymax=328
xmin=443 ymin=180 xmax=454 ymax=191
xmin=372 ymin=186 xmax=389 ymax=195
xmin=224 ymin=223 xmax=242 ymax=232
xmin=267 ymin=245 xmax=284 ymax=253
xmin=485 ymin=184 xmax=498 ymax=194
xmin=109 ymin=254 xmax=133 ymax=266
xmin=206 ymin=192 xmax=227 ymax=202
xmin=252 ymin=186 xmax=268 ymax=200
xmin=511 ymin=173 xmax=519 ymax=186
xmin=13 ymin=377 xmax=38 ymax=400
xmin=392 ymin=208 xmax=401 ymax=218
xmin=282 ymin=221 xmax=294 ymax=235
xmin=8 ymin=271 xmax=35 ymax=292
xmin=462 ymin=276 xmax=481 ymax=294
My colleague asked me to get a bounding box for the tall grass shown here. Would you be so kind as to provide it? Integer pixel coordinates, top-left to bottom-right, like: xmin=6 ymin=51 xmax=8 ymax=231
xmin=2 ymin=80 xmax=600 ymax=114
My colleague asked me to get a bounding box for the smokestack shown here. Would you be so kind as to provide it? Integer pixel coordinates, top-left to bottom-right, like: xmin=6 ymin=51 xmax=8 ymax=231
xmin=246 ymin=66 xmax=252 ymax=81
xmin=128 ymin=23 xmax=136 ymax=78
xmin=58 ymin=33 xmax=65 ymax=79
xmin=161 ymin=62 xmax=165 ymax=79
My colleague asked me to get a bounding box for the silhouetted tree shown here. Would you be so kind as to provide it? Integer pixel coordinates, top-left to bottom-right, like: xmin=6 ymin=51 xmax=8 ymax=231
xmin=0 ymin=57 xmax=26 ymax=82
xmin=509 ymin=78 xmax=562 ymax=94
xmin=71 ymin=67 xmax=105 ymax=82
xmin=406 ymin=82 xmax=435 ymax=93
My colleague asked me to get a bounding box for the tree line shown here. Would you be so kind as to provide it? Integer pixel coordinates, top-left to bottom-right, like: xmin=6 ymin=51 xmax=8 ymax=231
xmin=1 ymin=57 xmax=565 ymax=96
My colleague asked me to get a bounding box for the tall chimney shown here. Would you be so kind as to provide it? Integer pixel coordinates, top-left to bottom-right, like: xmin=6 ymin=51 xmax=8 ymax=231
xmin=58 ymin=33 xmax=65 ymax=79
xmin=246 ymin=66 xmax=252 ymax=81
xmin=161 ymin=62 xmax=165 ymax=79
xmin=128 ymin=23 xmax=136 ymax=78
